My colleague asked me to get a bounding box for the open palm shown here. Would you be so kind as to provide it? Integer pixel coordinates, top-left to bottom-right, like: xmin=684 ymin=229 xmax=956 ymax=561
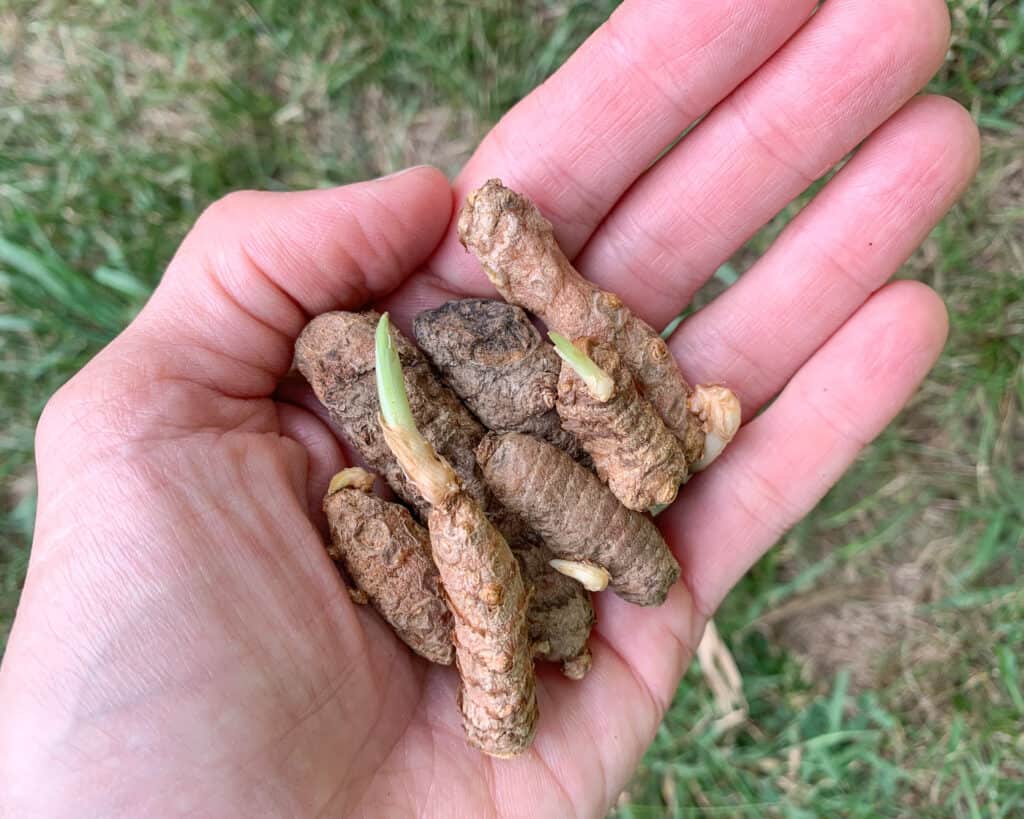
xmin=0 ymin=2 xmax=978 ymax=816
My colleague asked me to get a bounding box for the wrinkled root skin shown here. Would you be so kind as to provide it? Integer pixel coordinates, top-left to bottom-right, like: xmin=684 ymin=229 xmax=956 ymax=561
xmin=477 ymin=432 xmax=680 ymax=606
xmin=413 ymin=299 xmax=557 ymax=430
xmin=296 ymin=310 xmax=488 ymax=520
xmin=324 ymin=487 xmax=454 ymax=665
xmin=458 ymin=179 xmax=706 ymax=463
xmin=513 ymin=536 xmax=594 ymax=669
xmin=557 ymin=338 xmax=688 ymax=510
xmin=429 ymin=493 xmax=538 ymax=757
xmin=296 ymin=310 xmax=593 ymax=676
xmin=414 ymin=299 xmax=586 ymax=460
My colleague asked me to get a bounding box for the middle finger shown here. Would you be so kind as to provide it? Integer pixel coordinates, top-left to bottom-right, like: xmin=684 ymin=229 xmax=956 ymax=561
xmin=387 ymin=0 xmax=818 ymax=325
xmin=576 ymin=0 xmax=952 ymax=329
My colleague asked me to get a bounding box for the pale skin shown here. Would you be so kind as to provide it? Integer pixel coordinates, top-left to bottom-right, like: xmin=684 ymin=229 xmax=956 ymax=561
xmin=0 ymin=1 xmax=979 ymax=816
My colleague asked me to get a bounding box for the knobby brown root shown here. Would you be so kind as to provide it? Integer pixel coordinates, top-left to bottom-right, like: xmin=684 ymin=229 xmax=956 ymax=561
xmin=376 ymin=315 xmax=537 ymax=758
xmin=413 ymin=299 xmax=585 ymax=459
xmin=429 ymin=493 xmax=538 ymax=757
xmin=412 ymin=298 xmax=555 ymax=430
xmin=296 ymin=310 xmax=594 ymax=675
xmin=323 ymin=469 xmax=454 ymax=665
xmin=458 ymin=179 xmax=742 ymax=466
xmin=556 ymin=337 xmax=688 ymax=510
xmin=514 ymin=536 xmax=596 ymax=671
xmin=477 ymin=432 xmax=680 ymax=607
xmin=296 ymin=310 xmax=486 ymax=520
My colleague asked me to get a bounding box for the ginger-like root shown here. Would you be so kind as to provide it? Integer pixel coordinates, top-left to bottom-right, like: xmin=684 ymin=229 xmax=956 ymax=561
xmin=296 ymin=310 xmax=594 ymax=676
xmin=376 ymin=315 xmax=537 ymax=757
xmin=296 ymin=310 xmax=482 ymax=520
xmin=413 ymin=299 xmax=585 ymax=459
xmin=429 ymin=493 xmax=538 ymax=757
xmin=515 ymin=537 xmax=596 ymax=673
xmin=458 ymin=178 xmax=741 ymax=467
xmin=477 ymin=432 xmax=680 ymax=607
xmin=323 ymin=468 xmax=454 ymax=666
xmin=554 ymin=335 xmax=688 ymax=510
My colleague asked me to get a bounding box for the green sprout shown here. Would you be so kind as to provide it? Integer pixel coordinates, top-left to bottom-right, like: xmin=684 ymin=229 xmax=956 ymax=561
xmin=375 ymin=312 xmax=417 ymax=432
xmin=375 ymin=312 xmax=457 ymax=506
xmin=548 ymin=331 xmax=614 ymax=402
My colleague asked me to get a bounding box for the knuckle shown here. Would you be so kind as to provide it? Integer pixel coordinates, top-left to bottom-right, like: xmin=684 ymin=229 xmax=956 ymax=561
xmin=33 ymin=366 xmax=113 ymax=455
xmin=35 ymin=381 xmax=74 ymax=449
xmin=198 ymin=189 xmax=261 ymax=227
xmin=34 ymin=346 xmax=164 ymax=453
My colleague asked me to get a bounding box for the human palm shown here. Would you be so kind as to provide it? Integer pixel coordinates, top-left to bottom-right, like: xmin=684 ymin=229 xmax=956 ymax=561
xmin=0 ymin=2 xmax=978 ymax=816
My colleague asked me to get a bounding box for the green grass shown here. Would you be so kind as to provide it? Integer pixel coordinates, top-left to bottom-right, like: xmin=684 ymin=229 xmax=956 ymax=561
xmin=2 ymin=1 xmax=1022 ymax=815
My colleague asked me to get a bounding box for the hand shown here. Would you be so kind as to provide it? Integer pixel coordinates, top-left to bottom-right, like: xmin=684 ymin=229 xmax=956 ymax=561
xmin=0 ymin=2 xmax=977 ymax=816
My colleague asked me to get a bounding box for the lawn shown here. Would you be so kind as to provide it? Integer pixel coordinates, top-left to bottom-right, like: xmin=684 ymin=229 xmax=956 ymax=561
xmin=2 ymin=1 xmax=1022 ymax=815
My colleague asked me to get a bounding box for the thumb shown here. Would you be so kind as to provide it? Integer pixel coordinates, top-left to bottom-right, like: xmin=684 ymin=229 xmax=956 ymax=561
xmin=131 ymin=166 xmax=452 ymax=398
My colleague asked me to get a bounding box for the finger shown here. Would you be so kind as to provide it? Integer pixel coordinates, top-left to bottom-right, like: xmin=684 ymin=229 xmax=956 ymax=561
xmin=276 ymin=403 xmax=345 ymax=530
xmin=388 ymin=0 xmax=818 ymax=319
xmin=670 ymin=95 xmax=979 ymax=415
xmin=131 ymin=166 xmax=451 ymax=397
xmin=665 ymin=280 xmax=949 ymax=615
xmin=577 ymin=0 xmax=952 ymax=328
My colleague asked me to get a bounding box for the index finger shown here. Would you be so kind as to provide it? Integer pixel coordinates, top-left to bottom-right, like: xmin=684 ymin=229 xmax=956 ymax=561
xmin=418 ymin=0 xmax=817 ymax=298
